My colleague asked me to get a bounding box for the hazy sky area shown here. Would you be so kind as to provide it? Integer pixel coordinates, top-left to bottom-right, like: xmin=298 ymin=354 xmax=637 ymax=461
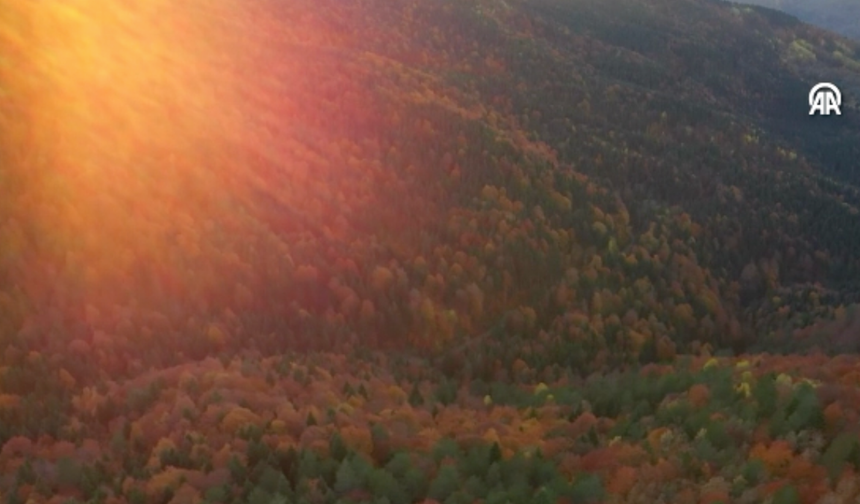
xmin=737 ymin=0 xmax=860 ymax=39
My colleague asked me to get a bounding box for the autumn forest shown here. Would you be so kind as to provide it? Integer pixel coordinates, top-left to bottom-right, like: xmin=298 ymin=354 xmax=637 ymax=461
xmin=2 ymin=0 xmax=860 ymax=502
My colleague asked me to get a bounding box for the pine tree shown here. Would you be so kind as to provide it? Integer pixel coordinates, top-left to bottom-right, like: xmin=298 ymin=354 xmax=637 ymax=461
xmin=408 ymin=382 xmax=424 ymax=406
xmin=427 ymin=465 xmax=460 ymax=502
xmin=334 ymin=456 xmax=364 ymax=494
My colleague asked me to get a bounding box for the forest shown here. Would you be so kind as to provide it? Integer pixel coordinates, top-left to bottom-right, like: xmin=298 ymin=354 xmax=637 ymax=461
xmin=1 ymin=0 xmax=860 ymax=502
xmin=735 ymin=0 xmax=860 ymax=41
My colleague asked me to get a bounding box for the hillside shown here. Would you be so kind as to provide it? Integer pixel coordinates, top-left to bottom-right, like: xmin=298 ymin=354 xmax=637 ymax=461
xmin=2 ymin=0 xmax=860 ymax=502
xmin=735 ymin=0 xmax=860 ymax=40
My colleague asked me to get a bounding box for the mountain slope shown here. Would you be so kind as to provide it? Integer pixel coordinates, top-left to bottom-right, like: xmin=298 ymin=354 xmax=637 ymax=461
xmin=525 ymin=0 xmax=860 ymax=180
xmin=5 ymin=0 xmax=860 ymax=502
xmin=736 ymin=0 xmax=860 ymax=40
xmin=3 ymin=0 xmax=860 ymax=382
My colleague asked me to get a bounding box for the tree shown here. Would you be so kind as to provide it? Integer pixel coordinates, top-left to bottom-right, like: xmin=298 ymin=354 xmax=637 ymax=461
xmin=772 ymin=484 xmax=801 ymax=504
xmin=408 ymin=382 xmax=425 ymax=407
xmin=329 ymin=431 xmax=348 ymax=462
xmin=427 ymin=464 xmax=460 ymax=502
xmin=569 ymin=473 xmax=605 ymax=503
xmin=367 ymin=467 xmax=408 ymax=503
xmin=334 ymin=456 xmax=365 ymax=494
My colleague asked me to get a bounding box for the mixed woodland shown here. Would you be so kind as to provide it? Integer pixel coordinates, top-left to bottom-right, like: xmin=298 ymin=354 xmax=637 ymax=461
xmin=2 ymin=0 xmax=860 ymax=502
xmin=735 ymin=0 xmax=860 ymax=41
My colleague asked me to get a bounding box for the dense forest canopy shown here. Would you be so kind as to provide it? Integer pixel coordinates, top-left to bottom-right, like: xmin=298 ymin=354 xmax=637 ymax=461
xmin=1 ymin=0 xmax=860 ymax=502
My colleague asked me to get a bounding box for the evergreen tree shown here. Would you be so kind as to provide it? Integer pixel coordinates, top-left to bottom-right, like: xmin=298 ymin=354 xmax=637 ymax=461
xmin=334 ymin=456 xmax=364 ymax=494
xmin=408 ymin=382 xmax=425 ymax=406
xmin=428 ymin=465 xmax=460 ymax=502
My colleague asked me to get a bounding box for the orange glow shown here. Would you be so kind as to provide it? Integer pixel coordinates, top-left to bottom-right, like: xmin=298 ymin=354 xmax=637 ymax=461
xmin=1 ymin=0 xmax=381 ymax=315
xmin=1 ymin=0 xmax=456 ymax=360
xmin=1 ymin=0 xmax=261 ymax=309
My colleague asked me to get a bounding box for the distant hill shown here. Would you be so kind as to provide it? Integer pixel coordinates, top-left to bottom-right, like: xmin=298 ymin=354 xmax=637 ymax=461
xmin=736 ymin=0 xmax=860 ymax=40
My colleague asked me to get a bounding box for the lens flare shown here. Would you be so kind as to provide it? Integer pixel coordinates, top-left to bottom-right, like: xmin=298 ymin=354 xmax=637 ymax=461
xmin=2 ymin=0 xmax=262 ymax=308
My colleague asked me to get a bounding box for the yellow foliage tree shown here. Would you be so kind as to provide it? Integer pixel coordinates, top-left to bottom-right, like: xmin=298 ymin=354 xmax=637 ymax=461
xmin=340 ymin=425 xmax=373 ymax=455
xmin=371 ymin=266 xmax=395 ymax=291
xmin=220 ymin=406 xmax=263 ymax=435
xmin=147 ymin=437 xmax=178 ymax=470
xmin=145 ymin=467 xmax=185 ymax=500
